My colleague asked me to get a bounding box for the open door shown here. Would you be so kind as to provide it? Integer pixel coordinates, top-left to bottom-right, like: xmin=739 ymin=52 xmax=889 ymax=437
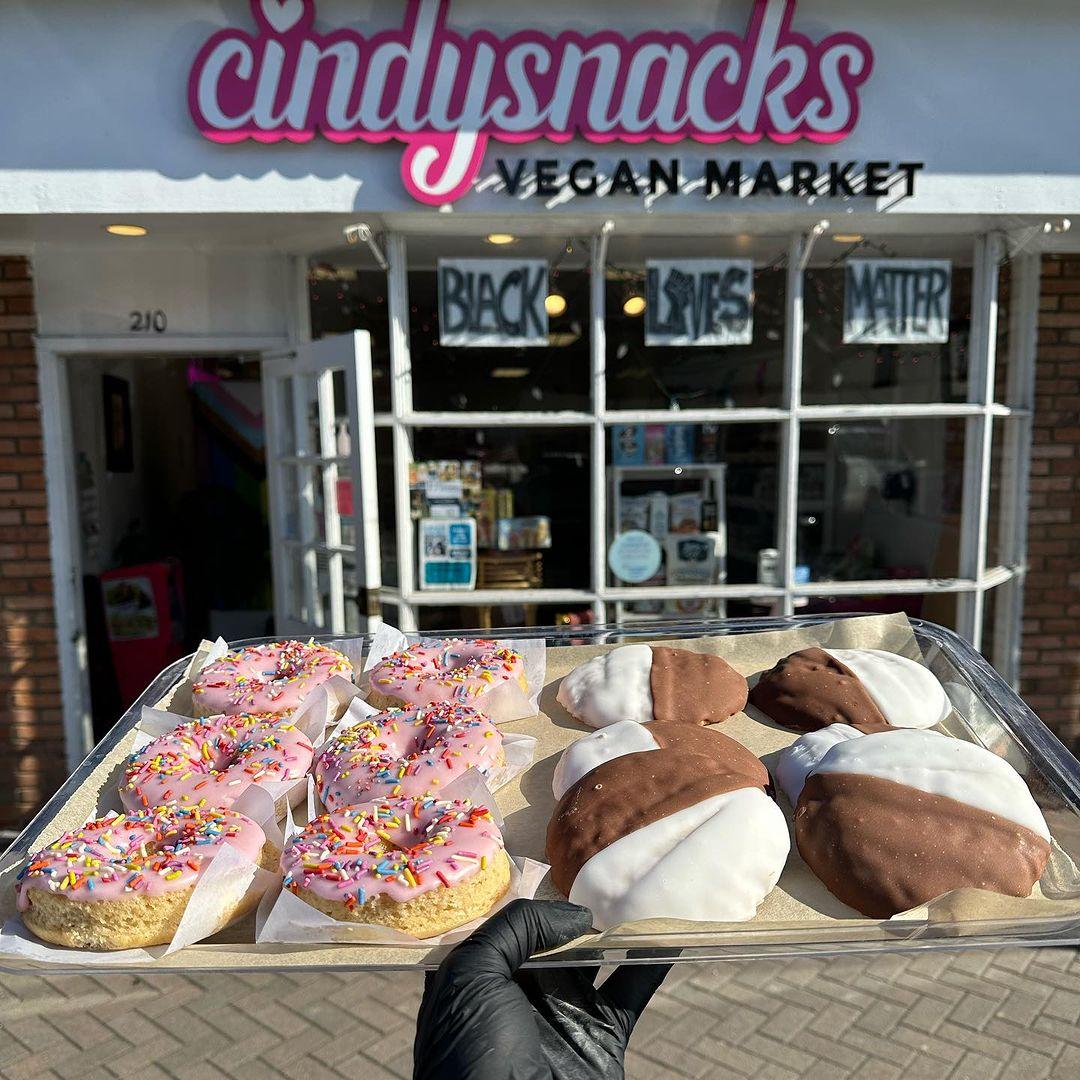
xmin=262 ymin=331 xmax=382 ymax=637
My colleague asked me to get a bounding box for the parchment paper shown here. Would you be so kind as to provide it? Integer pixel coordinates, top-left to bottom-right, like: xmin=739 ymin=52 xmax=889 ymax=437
xmin=4 ymin=613 xmax=1080 ymax=970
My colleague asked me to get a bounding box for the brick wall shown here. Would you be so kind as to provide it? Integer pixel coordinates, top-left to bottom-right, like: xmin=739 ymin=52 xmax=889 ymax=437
xmin=0 ymin=256 xmax=66 ymax=830
xmin=1020 ymin=255 xmax=1080 ymax=750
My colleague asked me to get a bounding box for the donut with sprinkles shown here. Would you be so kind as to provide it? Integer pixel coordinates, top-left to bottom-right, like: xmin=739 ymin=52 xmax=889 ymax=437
xmin=192 ymin=640 xmax=353 ymax=718
xmin=365 ymin=638 xmax=527 ymax=714
xmin=281 ymin=796 xmax=510 ymax=937
xmin=17 ymin=806 xmax=273 ymax=949
xmin=120 ymin=712 xmax=314 ymax=813
xmin=316 ymin=703 xmax=504 ymax=811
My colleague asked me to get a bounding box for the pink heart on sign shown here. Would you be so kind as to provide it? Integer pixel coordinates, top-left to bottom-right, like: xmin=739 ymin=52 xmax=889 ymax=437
xmin=259 ymin=0 xmax=305 ymax=34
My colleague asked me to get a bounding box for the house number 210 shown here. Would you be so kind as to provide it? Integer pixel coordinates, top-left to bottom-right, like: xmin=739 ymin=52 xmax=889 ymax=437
xmin=129 ymin=309 xmax=167 ymax=332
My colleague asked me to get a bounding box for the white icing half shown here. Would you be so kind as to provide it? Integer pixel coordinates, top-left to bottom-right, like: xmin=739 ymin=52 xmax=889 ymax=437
xmin=825 ymin=648 xmax=951 ymax=729
xmin=812 ymin=729 xmax=1051 ymax=841
xmin=775 ymin=724 xmax=862 ymax=805
xmin=555 ymin=644 xmax=654 ymax=729
xmin=552 ymin=720 xmax=659 ymax=800
xmin=568 ymin=788 xmax=790 ymax=929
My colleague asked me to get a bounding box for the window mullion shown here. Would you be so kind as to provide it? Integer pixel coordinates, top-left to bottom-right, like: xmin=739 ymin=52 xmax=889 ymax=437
xmin=956 ymin=233 xmax=1004 ymax=648
xmin=778 ymin=233 xmax=806 ymax=617
xmin=386 ymin=232 xmax=418 ymax=632
xmin=591 ymin=224 xmax=613 ymax=624
xmin=993 ymin=251 xmax=1041 ymax=682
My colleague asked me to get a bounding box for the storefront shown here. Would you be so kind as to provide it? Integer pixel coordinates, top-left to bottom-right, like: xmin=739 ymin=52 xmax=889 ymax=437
xmin=2 ymin=0 xmax=1079 ymax=821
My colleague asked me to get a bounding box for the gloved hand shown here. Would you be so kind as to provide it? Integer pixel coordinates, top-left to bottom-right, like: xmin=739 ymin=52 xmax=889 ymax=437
xmin=414 ymin=899 xmax=671 ymax=1079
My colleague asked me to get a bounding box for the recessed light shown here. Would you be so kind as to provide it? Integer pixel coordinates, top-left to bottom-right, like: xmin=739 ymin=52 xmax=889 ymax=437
xmin=623 ymin=294 xmax=646 ymax=317
xmin=545 ymin=293 xmax=567 ymax=317
xmin=832 ymin=233 xmax=863 ymax=243
xmin=485 ymin=233 xmax=516 ymax=245
xmin=105 ymin=224 xmax=148 ymax=237
xmin=491 ymin=367 xmax=530 ymax=378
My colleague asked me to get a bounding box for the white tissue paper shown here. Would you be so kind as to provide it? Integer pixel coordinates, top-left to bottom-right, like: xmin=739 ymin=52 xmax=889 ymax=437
xmin=361 ymin=624 xmax=546 ymax=724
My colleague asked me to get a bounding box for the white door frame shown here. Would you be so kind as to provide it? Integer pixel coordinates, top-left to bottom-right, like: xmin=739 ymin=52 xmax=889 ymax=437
xmin=36 ymin=334 xmax=289 ymax=771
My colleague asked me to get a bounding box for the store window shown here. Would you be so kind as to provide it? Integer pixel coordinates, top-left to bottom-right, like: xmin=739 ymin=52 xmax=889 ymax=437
xmin=605 ymin=422 xmax=780 ymax=617
xmin=408 ymin=424 xmax=590 ymax=621
xmin=605 ymin=237 xmax=787 ymax=410
xmin=309 ymin=265 xmax=392 ymax=412
xmin=303 ymin=231 xmax=1028 ymax=678
xmin=797 ymin=418 xmax=965 ymax=585
xmin=407 ymin=237 xmax=590 ymax=413
xmin=802 ymin=240 xmax=974 ymax=406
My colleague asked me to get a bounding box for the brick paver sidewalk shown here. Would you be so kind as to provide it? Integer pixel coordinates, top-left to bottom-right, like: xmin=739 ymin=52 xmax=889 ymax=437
xmin=2 ymin=947 xmax=1080 ymax=1079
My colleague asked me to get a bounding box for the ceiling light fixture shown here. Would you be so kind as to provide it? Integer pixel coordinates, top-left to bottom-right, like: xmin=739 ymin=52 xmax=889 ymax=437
xmin=623 ymin=293 xmax=646 ymax=317
xmin=105 ymin=224 xmax=148 ymax=237
xmin=491 ymin=366 xmax=530 ymax=378
xmin=485 ymin=233 xmax=516 ymax=245
xmin=545 ymin=292 xmax=567 ymax=317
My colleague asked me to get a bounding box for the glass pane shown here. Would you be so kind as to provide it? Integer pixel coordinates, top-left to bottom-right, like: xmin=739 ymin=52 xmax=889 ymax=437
xmin=988 ymin=417 xmax=1017 ymax=571
xmin=798 ymin=419 xmax=965 ymax=585
xmin=410 ymin=426 xmax=590 ymax=591
xmin=606 ymin=423 xmax=781 ymax=614
xmin=279 ymin=464 xmax=300 ymax=542
xmin=605 ymin=241 xmax=786 ymax=410
xmin=802 ymin=240 xmax=973 ymax=405
xmin=376 ymin=427 xmax=397 ymax=588
xmin=273 ymin=374 xmax=296 ymax=457
xmin=994 ymin=260 xmax=1012 ymax=405
xmin=408 ymin=237 xmax=590 ymax=412
xmin=309 ymin=267 xmax=391 ymax=412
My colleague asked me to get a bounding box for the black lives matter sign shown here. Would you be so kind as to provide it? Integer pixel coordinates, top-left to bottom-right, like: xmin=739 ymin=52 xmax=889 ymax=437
xmin=645 ymin=260 xmax=754 ymax=347
xmin=438 ymin=259 xmax=548 ymax=347
xmin=843 ymin=259 xmax=952 ymax=344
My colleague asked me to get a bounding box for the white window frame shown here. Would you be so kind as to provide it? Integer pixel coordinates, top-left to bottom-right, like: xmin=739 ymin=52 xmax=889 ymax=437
xmin=358 ymin=230 xmax=1036 ymax=683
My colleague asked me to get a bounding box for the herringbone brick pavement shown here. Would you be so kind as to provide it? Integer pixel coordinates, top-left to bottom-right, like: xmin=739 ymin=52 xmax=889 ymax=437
xmin=2 ymin=948 xmax=1079 ymax=1078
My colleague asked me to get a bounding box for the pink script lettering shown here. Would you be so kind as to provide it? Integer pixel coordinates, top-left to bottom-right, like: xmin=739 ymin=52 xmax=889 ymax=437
xmin=189 ymin=0 xmax=874 ymax=205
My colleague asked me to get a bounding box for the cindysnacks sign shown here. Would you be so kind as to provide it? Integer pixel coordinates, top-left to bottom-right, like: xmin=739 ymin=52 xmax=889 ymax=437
xmin=190 ymin=0 xmax=875 ymax=206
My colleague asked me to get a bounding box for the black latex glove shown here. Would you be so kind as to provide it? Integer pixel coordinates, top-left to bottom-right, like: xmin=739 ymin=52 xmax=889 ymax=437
xmin=414 ymin=899 xmax=671 ymax=1080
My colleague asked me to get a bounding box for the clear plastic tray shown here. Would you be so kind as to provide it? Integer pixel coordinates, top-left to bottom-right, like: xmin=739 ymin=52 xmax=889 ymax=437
xmin=3 ymin=614 xmax=1080 ymax=973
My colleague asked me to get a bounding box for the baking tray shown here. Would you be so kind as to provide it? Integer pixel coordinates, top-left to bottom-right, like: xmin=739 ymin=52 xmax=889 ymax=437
xmin=3 ymin=613 xmax=1080 ymax=973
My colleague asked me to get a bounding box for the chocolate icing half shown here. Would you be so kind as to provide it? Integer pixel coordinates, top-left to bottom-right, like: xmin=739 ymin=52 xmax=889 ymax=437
xmin=748 ymin=647 xmax=890 ymax=733
xmin=546 ymin=730 xmax=767 ymax=896
xmin=795 ymin=771 xmax=1052 ymax=918
xmin=649 ymin=647 xmax=748 ymax=725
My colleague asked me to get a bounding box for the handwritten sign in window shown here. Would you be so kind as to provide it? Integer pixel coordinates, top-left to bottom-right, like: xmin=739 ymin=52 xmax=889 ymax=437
xmin=644 ymin=260 xmax=754 ymax=347
xmin=438 ymin=259 xmax=548 ymax=347
xmin=843 ymin=259 xmax=952 ymax=344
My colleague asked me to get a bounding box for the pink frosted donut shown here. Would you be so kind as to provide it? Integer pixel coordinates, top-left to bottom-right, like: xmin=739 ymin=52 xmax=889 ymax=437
xmin=16 ymin=806 xmax=269 ymax=949
xmin=192 ymin=640 xmax=353 ymax=717
xmin=281 ymin=796 xmax=510 ymax=936
xmin=366 ymin=638 xmax=527 ymax=711
xmin=120 ymin=712 xmax=314 ymax=813
xmin=315 ymin=702 xmax=504 ymax=811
